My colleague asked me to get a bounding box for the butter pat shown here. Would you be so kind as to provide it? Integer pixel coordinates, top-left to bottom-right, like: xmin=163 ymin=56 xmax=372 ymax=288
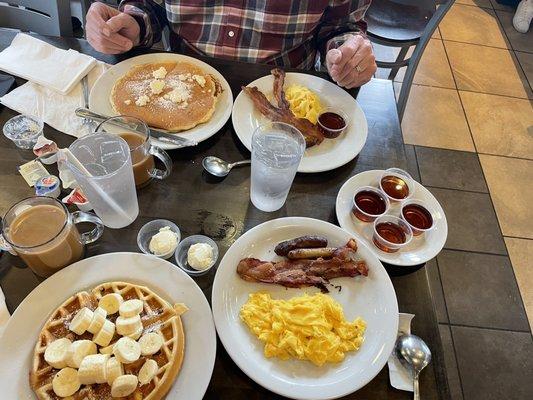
xmin=164 ymin=83 xmax=191 ymax=104
xmin=135 ymin=95 xmax=150 ymax=107
xmin=152 ymin=67 xmax=167 ymax=79
xmin=149 ymin=226 xmax=178 ymax=256
xmin=150 ymin=79 xmax=165 ymax=95
xmin=192 ymin=74 xmax=206 ymax=87
xmin=187 ymin=243 xmax=214 ymax=270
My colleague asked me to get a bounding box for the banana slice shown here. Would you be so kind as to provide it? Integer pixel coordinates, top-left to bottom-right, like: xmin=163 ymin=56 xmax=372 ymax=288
xmin=174 ymin=303 xmax=189 ymax=316
xmin=44 ymin=338 xmax=71 ymax=369
xmin=126 ymin=325 xmax=143 ymax=341
xmin=52 ymin=367 xmax=80 ymax=397
xmin=87 ymin=307 xmax=107 ymax=334
xmin=111 ymin=374 xmax=138 ymax=397
xmin=78 ymin=353 xmax=109 ymax=385
xmin=138 ymin=359 xmax=159 ymax=386
xmin=93 ymin=319 xmax=116 ymax=347
xmin=66 ymin=340 xmax=97 ymax=368
xmin=119 ymin=299 xmax=144 ymax=317
xmin=116 ymin=314 xmax=142 ymax=336
xmin=99 ymin=343 xmax=115 ymax=354
xmin=98 ymin=293 xmax=123 ymax=315
xmin=113 ymin=337 xmax=141 ymax=364
xmin=106 ymin=356 xmax=124 ymax=386
xmin=69 ymin=307 xmax=94 ymax=335
xmin=139 ymin=332 xmax=164 ymax=356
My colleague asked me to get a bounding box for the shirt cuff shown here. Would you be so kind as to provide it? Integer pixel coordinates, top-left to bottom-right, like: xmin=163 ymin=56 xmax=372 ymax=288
xmin=119 ymin=3 xmax=153 ymax=47
xmin=326 ymin=31 xmax=366 ymax=53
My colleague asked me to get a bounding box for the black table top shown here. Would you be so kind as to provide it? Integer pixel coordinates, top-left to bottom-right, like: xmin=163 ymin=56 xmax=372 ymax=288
xmin=0 ymin=28 xmax=449 ymax=400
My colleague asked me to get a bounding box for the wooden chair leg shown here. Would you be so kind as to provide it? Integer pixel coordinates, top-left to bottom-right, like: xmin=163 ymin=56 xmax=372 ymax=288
xmin=388 ymin=45 xmax=409 ymax=81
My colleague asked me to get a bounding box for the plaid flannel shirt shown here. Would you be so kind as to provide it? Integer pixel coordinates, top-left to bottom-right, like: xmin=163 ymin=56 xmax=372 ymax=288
xmin=119 ymin=0 xmax=371 ymax=69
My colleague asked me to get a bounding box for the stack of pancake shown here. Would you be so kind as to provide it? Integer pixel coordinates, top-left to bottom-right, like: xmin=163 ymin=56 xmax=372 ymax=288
xmin=111 ymin=62 xmax=220 ymax=131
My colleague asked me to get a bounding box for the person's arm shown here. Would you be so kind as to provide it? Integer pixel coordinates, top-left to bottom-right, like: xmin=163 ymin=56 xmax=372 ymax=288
xmin=318 ymin=0 xmax=376 ymax=88
xmin=118 ymin=0 xmax=168 ymax=48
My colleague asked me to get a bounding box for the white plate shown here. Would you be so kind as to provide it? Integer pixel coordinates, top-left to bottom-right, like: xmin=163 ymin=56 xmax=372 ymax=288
xmin=212 ymin=217 xmax=398 ymax=400
xmin=90 ymin=53 xmax=233 ymax=150
xmin=0 ymin=252 xmax=216 ymax=400
xmin=336 ymin=170 xmax=448 ymax=266
xmin=232 ymin=73 xmax=368 ymax=173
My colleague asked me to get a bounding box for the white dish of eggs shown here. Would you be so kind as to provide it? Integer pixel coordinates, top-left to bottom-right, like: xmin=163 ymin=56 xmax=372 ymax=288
xmin=232 ymin=72 xmax=368 ymax=173
xmin=212 ymin=217 xmax=398 ymax=400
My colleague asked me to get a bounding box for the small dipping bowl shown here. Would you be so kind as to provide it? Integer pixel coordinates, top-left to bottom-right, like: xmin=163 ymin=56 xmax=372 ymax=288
xmin=401 ymin=199 xmax=435 ymax=236
xmin=352 ymin=185 xmax=390 ymax=223
xmin=379 ymin=168 xmax=414 ymax=203
xmin=372 ymin=215 xmax=413 ymax=253
xmin=175 ymin=235 xmax=219 ymax=276
xmin=317 ymin=108 xmax=349 ymax=138
xmin=3 ymin=114 xmax=44 ymax=149
xmin=137 ymin=219 xmax=181 ymax=260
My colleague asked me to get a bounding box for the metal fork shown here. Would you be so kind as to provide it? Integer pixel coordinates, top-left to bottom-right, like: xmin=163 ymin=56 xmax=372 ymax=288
xmin=81 ymin=76 xmax=91 ymax=126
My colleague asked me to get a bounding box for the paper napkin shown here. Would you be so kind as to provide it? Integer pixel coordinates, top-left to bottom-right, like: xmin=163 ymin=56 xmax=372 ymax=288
xmin=388 ymin=313 xmax=415 ymax=391
xmin=0 ymin=285 xmax=9 ymax=339
xmin=0 ymin=61 xmax=109 ymax=138
xmin=0 ymin=33 xmax=96 ymax=95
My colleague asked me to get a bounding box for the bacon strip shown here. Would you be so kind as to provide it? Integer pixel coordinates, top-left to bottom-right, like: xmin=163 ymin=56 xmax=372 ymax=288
xmin=236 ymin=239 xmax=368 ymax=292
xmin=271 ymin=68 xmax=290 ymax=110
xmin=242 ymin=85 xmax=324 ymax=147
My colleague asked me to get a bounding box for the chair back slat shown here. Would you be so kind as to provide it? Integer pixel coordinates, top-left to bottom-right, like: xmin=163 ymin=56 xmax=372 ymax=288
xmin=0 ymin=1 xmax=72 ymax=36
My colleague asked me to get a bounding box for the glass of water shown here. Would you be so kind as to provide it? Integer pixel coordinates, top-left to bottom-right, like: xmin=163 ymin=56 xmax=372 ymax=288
xmin=67 ymin=132 xmax=139 ymax=228
xmin=250 ymin=122 xmax=306 ymax=212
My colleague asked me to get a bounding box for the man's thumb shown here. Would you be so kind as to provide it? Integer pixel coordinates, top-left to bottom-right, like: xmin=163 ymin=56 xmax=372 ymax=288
xmin=102 ymin=13 xmax=131 ymax=36
xmin=326 ymin=48 xmax=342 ymax=66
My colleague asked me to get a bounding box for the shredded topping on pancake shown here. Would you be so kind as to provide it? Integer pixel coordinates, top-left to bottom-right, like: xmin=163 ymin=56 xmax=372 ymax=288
xmin=135 ymin=95 xmax=150 ymax=107
xmin=152 ymin=67 xmax=167 ymax=79
xmin=149 ymin=79 xmax=165 ymax=95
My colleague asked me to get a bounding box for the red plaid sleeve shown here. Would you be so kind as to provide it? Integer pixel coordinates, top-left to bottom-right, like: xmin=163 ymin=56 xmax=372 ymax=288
xmin=119 ymin=0 xmax=167 ymax=47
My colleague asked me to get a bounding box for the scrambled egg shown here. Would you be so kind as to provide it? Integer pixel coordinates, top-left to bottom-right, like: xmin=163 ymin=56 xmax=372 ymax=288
xmin=240 ymin=292 xmax=366 ymax=366
xmin=284 ymin=84 xmax=323 ymax=124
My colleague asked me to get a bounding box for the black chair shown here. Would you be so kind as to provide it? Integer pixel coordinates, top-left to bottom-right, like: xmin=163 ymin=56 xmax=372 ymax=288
xmin=365 ymin=0 xmax=455 ymax=120
xmin=0 ymin=1 xmax=73 ymax=36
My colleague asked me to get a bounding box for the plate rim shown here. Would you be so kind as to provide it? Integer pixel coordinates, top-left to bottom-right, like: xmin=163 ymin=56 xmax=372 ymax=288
xmin=335 ymin=170 xmax=448 ymax=266
xmin=231 ymin=72 xmax=368 ymax=173
xmin=89 ymin=52 xmax=234 ymax=150
xmin=0 ymin=251 xmax=217 ymax=400
xmin=211 ymin=216 xmax=399 ymax=400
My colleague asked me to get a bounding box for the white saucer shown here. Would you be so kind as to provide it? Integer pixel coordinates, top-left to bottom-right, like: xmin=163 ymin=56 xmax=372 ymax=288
xmin=336 ymin=170 xmax=448 ymax=266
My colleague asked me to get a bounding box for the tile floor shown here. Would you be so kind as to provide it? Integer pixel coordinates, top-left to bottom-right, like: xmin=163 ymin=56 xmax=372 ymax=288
xmin=375 ymin=1 xmax=533 ymax=399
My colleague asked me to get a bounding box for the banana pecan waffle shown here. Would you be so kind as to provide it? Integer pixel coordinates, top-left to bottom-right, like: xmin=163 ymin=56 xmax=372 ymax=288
xmin=29 ymin=281 xmax=187 ymax=399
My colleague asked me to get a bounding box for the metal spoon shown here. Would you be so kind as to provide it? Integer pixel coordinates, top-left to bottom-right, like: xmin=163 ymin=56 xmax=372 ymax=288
xmin=395 ymin=334 xmax=432 ymax=400
xmin=202 ymin=156 xmax=251 ymax=177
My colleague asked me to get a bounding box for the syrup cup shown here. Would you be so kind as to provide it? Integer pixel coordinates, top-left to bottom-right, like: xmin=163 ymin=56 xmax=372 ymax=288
xmin=372 ymin=215 xmax=413 ymax=253
xmin=317 ymin=107 xmax=349 ymax=138
xmin=400 ymin=199 xmax=435 ymax=236
xmin=379 ymin=167 xmax=415 ymax=203
xmin=351 ymin=185 xmax=390 ymax=223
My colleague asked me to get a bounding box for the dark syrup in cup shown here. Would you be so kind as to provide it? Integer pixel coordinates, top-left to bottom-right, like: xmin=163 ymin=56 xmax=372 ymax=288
xmin=352 ymin=188 xmax=388 ymax=222
xmin=402 ymin=203 xmax=433 ymax=235
xmin=380 ymin=175 xmax=410 ymax=200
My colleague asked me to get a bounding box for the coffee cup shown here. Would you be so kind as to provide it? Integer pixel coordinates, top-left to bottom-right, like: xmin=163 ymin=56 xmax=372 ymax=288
xmin=95 ymin=116 xmax=172 ymax=188
xmin=0 ymin=196 xmax=104 ymax=277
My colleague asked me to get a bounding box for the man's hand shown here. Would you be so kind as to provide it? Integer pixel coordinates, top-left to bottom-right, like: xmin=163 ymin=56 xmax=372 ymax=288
xmin=326 ymin=34 xmax=377 ymax=89
xmin=86 ymin=2 xmax=140 ymax=54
